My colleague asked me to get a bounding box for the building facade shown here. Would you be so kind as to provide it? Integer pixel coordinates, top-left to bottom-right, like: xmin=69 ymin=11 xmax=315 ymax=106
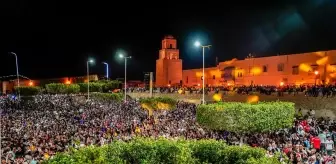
xmin=1 ymin=75 xmax=99 ymax=94
xmin=155 ymin=36 xmax=336 ymax=87
xmin=155 ymin=35 xmax=182 ymax=86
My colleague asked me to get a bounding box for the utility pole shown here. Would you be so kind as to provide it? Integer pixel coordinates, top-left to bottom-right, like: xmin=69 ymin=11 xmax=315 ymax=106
xmin=149 ymin=72 xmax=153 ymax=97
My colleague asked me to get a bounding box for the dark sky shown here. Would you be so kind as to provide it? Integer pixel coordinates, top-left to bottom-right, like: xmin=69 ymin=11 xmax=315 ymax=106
xmin=1 ymin=1 xmax=335 ymax=80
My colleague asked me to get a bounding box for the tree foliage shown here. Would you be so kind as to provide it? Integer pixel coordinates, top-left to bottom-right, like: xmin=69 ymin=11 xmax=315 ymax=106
xmin=14 ymin=86 xmax=40 ymax=96
xmin=46 ymin=83 xmax=80 ymax=94
xmin=197 ymin=101 xmax=295 ymax=133
xmin=77 ymin=83 xmax=103 ymax=93
xmin=44 ymin=138 xmax=280 ymax=164
xmin=90 ymin=93 xmax=122 ymax=102
xmin=98 ymin=80 xmax=121 ymax=92
xmin=139 ymin=97 xmax=177 ymax=111
xmin=77 ymin=81 xmax=121 ymax=93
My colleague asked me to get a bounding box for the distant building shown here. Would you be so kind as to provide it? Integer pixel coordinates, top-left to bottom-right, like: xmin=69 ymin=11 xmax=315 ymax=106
xmin=155 ymin=36 xmax=336 ymax=87
xmin=155 ymin=35 xmax=182 ymax=86
xmin=0 ymin=74 xmax=99 ymax=94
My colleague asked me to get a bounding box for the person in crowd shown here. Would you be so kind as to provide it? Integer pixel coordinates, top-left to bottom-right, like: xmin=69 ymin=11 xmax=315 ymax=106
xmin=2 ymin=94 xmax=336 ymax=163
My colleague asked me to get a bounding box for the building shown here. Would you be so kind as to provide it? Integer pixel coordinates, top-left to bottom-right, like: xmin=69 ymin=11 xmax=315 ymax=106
xmin=155 ymin=35 xmax=182 ymax=86
xmin=155 ymin=36 xmax=336 ymax=87
xmin=1 ymin=74 xmax=99 ymax=94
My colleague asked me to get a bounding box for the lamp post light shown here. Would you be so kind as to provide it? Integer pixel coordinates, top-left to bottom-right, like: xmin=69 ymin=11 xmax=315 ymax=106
xmin=194 ymin=41 xmax=211 ymax=104
xmin=9 ymin=52 xmax=20 ymax=100
xmin=102 ymin=62 xmax=109 ymax=79
xmin=87 ymin=59 xmax=94 ymax=100
xmin=314 ymin=70 xmax=319 ymax=85
xmin=119 ymin=54 xmax=131 ymax=102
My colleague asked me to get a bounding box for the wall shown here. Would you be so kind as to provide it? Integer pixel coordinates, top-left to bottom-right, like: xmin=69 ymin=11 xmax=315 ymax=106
xmin=155 ymin=36 xmax=182 ymax=87
xmin=156 ymin=59 xmax=182 ymax=86
xmin=182 ymin=50 xmax=336 ymax=86
xmin=182 ymin=67 xmax=221 ymax=86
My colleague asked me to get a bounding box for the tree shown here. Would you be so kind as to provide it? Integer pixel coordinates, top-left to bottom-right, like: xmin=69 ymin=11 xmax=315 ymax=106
xmin=46 ymin=83 xmax=80 ymax=94
xmin=197 ymin=101 xmax=295 ymax=145
xmin=14 ymin=86 xmax=40 ymax=96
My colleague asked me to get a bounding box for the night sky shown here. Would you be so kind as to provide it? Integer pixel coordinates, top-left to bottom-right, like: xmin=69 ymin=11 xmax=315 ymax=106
xmin=1 ymin=1 xmax=335 ymax=80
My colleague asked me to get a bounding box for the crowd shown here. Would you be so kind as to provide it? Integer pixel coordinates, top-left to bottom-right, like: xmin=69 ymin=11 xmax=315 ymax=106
xmin=0 ymin=95 xmax=212 ymax=163
xmin=1 ymin=94 xmax=336 ymax=163
xmin=127 ymin=85 xmax=336 ymax=98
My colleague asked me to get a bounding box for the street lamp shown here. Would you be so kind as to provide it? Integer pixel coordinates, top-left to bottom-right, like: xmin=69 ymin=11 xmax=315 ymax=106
xmin=314 ymin=70 xmax=319 ymax=85
xmin=87 ymin=59 xmax=94 ymax=100
xmin=194 ymin=41 xmax=211 ymax=104
xmin=102 ymin=62 xmax=109 ymax=79
xmin=9 ymin=52 xmax=20 ymax=100
xmin=119 ymin=54 xmax=132 ymax=102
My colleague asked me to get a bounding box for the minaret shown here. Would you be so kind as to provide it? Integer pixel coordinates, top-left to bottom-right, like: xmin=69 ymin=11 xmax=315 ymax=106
xmin=155 ymin=35 xmax=183 ymax=86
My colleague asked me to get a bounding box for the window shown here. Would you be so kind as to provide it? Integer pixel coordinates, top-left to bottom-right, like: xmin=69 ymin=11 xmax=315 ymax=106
xmin=213 ymin=75 xmax=215 ymax=79
xmin=169 ymin=44 xmax=173 ymax=49
xmin=169 ymin=80 xmax=171 ymax=84
xmin=311 ymin=65 xmax=318 ymax=71
xmin=201 ymin=76 xmax=203 ymax=80
xmin=309 ymin=65 xmax=318 ymax=75
xmin=278 ymin=63 xmax=284 ymax=71
xmin=292 ymin=66 xmax=299 ymax=75
xmin=237 ymin=72 xmax=243 ymax=77
xmin=263 ymin=65 xmax=268 ymax=72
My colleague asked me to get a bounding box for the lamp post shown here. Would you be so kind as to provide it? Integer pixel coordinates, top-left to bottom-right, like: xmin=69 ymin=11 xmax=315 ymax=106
xmin=119 ymin=54 xmax=131 ymax=102
xmin=102 ymin=62 xmax=109 ymax=79
xmin=9 ymin=52 xmax=20 ymax=100
xmin=314 ymin=70 xmax=319 ymax=85
xmin=87 ymin=59 xmax=94 ymax=100
xmin=194 ymin=41 xmax=211 ymax=104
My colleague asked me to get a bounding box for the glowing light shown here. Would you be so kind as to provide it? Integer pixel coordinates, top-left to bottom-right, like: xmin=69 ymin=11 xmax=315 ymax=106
xmin=167 ymin=84 xmax=171 ymax=87
xmin=299 ymin=63 xmax=312 ymax=72
xmin=330 ymin=73 xmax=336 ymax=78
xmin=65 ymin=80 xmax=71 ymax=85
xmin=178 ymin=89 xmax=183 ymax=94
xmin=196 ymin=72 xmax=205 ymax=78
xmin=316 ymin=56 xmax=328 ymax=65
xmin=327 ymin=64 xmax=336 ymax=72
xmin=119 ymin=54 xmax=124 ymax=58
xmin=141 ymin=103 xmax=153 ymax=116
xmin=280 ymin=82 xmax=284 ymax=86
xmin=227 ymin=83 xmax=232 ymax=86
xmin=197 ymin=83 xmax=201 ymax=87
xmin=194 ymin=41 xmax=201 ymax=47
xmin=157 ymin=102 xmax=170 ymax=110
xmin=247 ymin=95 xmax=259 ymax=104
xmin=29 ymin=81 xmax=33 ymax=86
xmin=251 ymin=67 xmax=262 ymax=75
xmin=212 ymin=93 xmax=222 ymax=102
xmin=314 ymin=70 xmax=319 ymax=75
xmin=88 ymin=59 xmax=94 ymax=63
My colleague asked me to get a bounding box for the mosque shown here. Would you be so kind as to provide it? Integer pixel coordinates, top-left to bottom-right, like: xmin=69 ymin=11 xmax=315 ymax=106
xmin=156 ymin=35 xmax=336 ymax=87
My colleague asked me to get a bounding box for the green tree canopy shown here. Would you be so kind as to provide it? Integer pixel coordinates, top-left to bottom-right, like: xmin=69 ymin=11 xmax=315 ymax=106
xmin=46 ymin=83 xmax=80 ymax=94
xmin=197 ymin=101 xmax=295 ymax=133
xmin=14 ymin=86 xmax=40 ymax=96
xmin=43 ymin=138 xmax=280 ymax=164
